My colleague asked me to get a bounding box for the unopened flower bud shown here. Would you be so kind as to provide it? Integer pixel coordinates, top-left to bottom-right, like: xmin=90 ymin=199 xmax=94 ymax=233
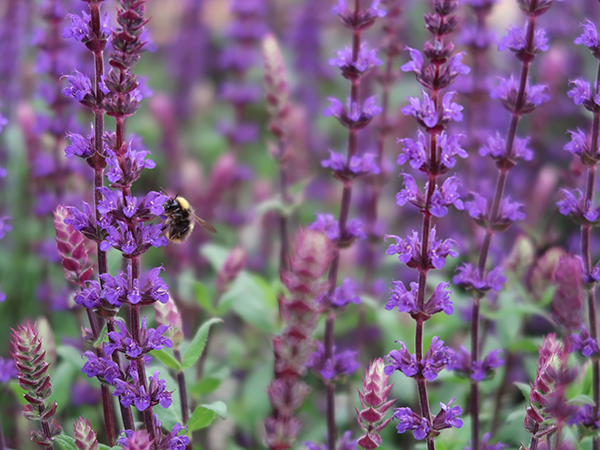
xmin=54 ymin=205 xmax=94 ymax=287
xmin=74 ymin=417 xmax=99 ymax=450
xmin=262 ymin=34 xmax=291 ymax=140
xmin=216 ymin=246 xmax=246 ymax=293
xmin=153 ymin=296 xmax=184 ymax=348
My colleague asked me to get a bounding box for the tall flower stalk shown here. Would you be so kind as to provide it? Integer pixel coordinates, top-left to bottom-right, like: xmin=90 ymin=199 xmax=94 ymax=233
xmin=61 ymin=0 xmax=120 ymax=440
xmin=385 ymin=1 xmax=469 ymax=449
xmin=262 ymin=34 xmax=292 ymax=271
xmin=311 ymin=1 xmax=386 ymax=448
xmin=453 ymin=2 xmax=557 ymax=449
xmin=362 ymin=0 xmax=403 ymax=293
xmin=557 ymin=17 xmax=600 ymax=450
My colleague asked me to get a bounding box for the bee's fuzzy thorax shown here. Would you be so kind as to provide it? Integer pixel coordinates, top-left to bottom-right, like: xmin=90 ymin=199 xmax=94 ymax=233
xmin=176 ymin=197 xmax=191 ymax=210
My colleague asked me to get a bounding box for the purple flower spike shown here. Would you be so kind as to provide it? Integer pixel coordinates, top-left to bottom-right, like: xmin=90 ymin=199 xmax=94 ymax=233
xmin=490 ymin=76 xmax=549 ymax=114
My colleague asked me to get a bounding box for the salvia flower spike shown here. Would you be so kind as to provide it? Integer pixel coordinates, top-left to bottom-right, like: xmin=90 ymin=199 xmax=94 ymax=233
xmin=12 ymin=322 xmax=62 ymax=448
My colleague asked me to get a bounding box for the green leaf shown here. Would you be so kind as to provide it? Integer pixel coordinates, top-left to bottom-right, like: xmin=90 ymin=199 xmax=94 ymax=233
xmin=54 ymin=435 xmax=77 ymax=450
xmin=194 ymin=282 xmax=215 ymax=314
xmin=188 ymin=406 xmax=216 ymax=431
xmin=151 ymin=349 xmax=183 ymax=371
xmin=191 ymin=377 xmax=222 ymax=396
xmin=48 ymin=362 xmax=76 ymax=412
xmin=506 ymin=338 xmax=539 ymax=353
xmin=219 ymin=272 xmax=276 ymax=332
xmin=181 ymin=318 xmax=223 ymax=369
xmin=568 ymin=394 xmax=596 ymax=406
xmin=94 ymin=323 xmax=108 ymax=348
xmin=56 ymin=345 xmax=86 ymax=370
xmin=200 ymin=243 xmax=230 ymax=271
xmin=514 ymin=381 xmax=531 ymax=401
xmin=506 ymin=408 xmax=526 ymax=423
xmin=255 ymin=198 xmax=285 ymax=215
xmin=188 ymin=401 xmax=228 ymax=432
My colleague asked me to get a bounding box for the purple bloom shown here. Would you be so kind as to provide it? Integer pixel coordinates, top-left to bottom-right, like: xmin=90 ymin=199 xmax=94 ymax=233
xmin=385 ymin=228 xmax=457 ymax=269
xmin=471 ymin=350 xmax=504 ymax=381
xmin=498 ymin=26 xmax=548 ymax=53
xmin=62 ymin=70 xmax=92 ymax=102
xmin=81 ymin=351 xmax=121 ymax=385
xmin=310 ymin=214 xmax=339 ymax=240
xmin=569 ymin=327 xmax=600 ymax=357
xmin=432 ymin=399 xmax=463 ymax=431
xmin=0 ymin=357 xmax=16 ymax=383
xmin=331 ymin=279 xmax=361 ymax=307
xmin=332 ymin=0 xmax=386 ymax=31
xmin=324 ymin=96 xmax=382 ymax=129
xmin=421 ymin=336 xmax=450 ymax=381
xmin=453 ymin=264 xmax=506 ymax=293
xmin=385 ymin=342 xmax=418 ymax=377
xmin=384 ymin=232 xmax=420 ymax=265
xmin=567 ymin=79 xmax=593 ymax=107
xmin=397 ymin=131 xmax=427 ymax=169
xmin=491 ymin=76 xmax=549 ymax=113
xmin=105 ymin=141 xmax=156 ymax=187
xmin=392 ymin=407 xmax=430 ymax=440
xmin=400 ymin=47 xmax=424 ymax=74
xmin=479 ymin=133 xmax=533 ymax=162
xmin=322 ymin=150 xmax=380 ymax=179
xmin=574 ymin=20 xmax=599 ymax=49
xmin=385 ymin=280 xmax=417 ymax=314
xmin=307 ymin=342 xmax=360 ymax=380
xmin=329 ymin=44 xmax=382 ymax=74
xmin=564 ymin=129 xmax=590 ymax=157
xmin=401 ymin=91 xmax=438 ymax=128
xmin=65 ymin=131 xmax=94 ymax=159
xmin=74 ymin=280 xmax=102 ymax=308
xmin=63 ymin=11 xmax=110 ymax=42
xmin=0 ymin=216 xmax=12 ymax=240
xmin=105 ymin=317 xmax=172 ymax=358
xmin=430 ymin=176 xmax=464 ymax=218
xmin=438 ymin=133 xmax=468 ymax=170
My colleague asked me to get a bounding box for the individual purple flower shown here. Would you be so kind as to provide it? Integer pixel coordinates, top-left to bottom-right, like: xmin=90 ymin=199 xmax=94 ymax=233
xmin=0 ymin=216 xmax=12 ymax=240
xmin=471 ymin=350 xmax=504 ymax=381
xmin=490 ymin=76 xmax=549 ymax=114
xmin=384 ymin=232 xmax=420 ymax=265
xmin=564 ymin=129 xmax=590 ymax=157
xmin=466 ymin=193 xmax=525 ymax=228
xmin=401 ymin=91 xmax=438 ymax=128
xmin=385 ymin=281 xmax=417 ymax=314
xmin=62 ymin=70 xmax=93 ymax=103
xmin=100 ymin=221 xmax=168 ymax=256
xmin=105 ymin=317 xmax=172 ymax=358
xmin=63 ymin=11 xmax=110 ymax=43
xmin=397 ymin=131 xmax=427 ymax=170
xmin=385 ymin=342 xmax=418 ymax=377
xmin=65 ymin=131 xmax=94 ymax=159
xmin=74 ymin=280 xmax=102 ymax=308
xmin=430 ymin=176 xmax=464 ymax=218
xmin=574 ymin=20 xmax=600 ymax=52
xmin=322 ymin=150 xmax=380 ymax=181
xmin=64 ymin=202 xmax=97 ymax=241
xmin=0 ymin=357 xmax=16 ymax=383
xmin=498 ymin=26 xmax=548 ymax=54
xmin=421 ymin=336 xmax=450 ymax=381
xmin=392 ymin=407 xmax=430 ymax=440
xmin=569 ymin=327 xmax=600 ymax=357
xmin=453 ymin=264 xmax=506 ymax=293
xmin=428 ymin=227 xmax=458 ymax=269
xmin=81 ymin=351 xmax=121 ymax=385
xmin=438 ymin=133 xmax=468 ymax=170
xmin=332 ymin=0 xmax=386 ymax=31
xmin=331 ymin=279 xmax=361 ymax=307
xmin=567 ymin=79 xmax=593 ymax=108
xmin=310 ymin=214 xmax=340 ymax=240
xmin=431 ymin=399 xmax=463 ymax=431
xmin=426 ymin=282 xmax=454 ymax=316
xmin=557 ymin=189 xmax=599 ymax=223
xmin=104 ymin=141 xmax=156 ymax=187
xmin=329 ymin=44 xmax=382 ymax=75
xmin=479 ymin=133 xmax=533 ymax=162
xmin=308 ymin=342 xmax=360 ymax=380
xmin=324 ymin=96 xmax=382 ymax=129
xmin=400 ymin=47 xmax=424 ymax=74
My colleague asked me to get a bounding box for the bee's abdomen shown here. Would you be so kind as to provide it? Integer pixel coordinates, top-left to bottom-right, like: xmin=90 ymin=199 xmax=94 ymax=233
xmin=166 ymin=219 xmax=194 ymax=242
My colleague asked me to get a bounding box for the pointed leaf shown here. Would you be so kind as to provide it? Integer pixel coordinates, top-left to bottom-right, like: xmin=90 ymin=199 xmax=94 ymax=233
xmin=55 ymin=435 xmax=77 ymax=450
xmin=181 ymin=318 xmax=223 ymax=369
xmin=194 ymin=282 xmax=215 ymax=314
xmin=151 ymin=349 xmax=183 ymax=371
xmin=514 ymin=381 xmax=531 ymax=400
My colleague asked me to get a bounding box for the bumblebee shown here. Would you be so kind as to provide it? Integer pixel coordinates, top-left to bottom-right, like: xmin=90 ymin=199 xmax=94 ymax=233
xmin=163 ymin=195 xmax=217 ymax=243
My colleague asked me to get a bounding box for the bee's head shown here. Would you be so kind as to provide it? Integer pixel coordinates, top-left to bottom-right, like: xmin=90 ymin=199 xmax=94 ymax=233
xmin=163 ymin=196 xmax=180 ymax=213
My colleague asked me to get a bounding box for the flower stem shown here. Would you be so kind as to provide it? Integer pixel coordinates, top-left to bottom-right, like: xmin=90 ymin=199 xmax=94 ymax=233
xmin=323 ymin=0 xmax=363 ymax=444
xmin=174 ymin=349 xmax=189 ymax=424
xmin=471 ymin=12 xmax=539 ymax=450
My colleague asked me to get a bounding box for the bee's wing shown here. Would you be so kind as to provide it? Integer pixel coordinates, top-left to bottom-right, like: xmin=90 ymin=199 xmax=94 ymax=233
xmin=191 ymin=213 xmax=217 ymax=233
